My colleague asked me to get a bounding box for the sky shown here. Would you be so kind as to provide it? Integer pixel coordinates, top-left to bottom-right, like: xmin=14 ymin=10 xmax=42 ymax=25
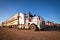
xmin=0 ymin=0 xmax=60 ymax=24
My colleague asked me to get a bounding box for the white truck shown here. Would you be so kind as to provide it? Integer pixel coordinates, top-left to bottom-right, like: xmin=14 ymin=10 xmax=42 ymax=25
xmin=2 ymin=12 xmax=45 ymax=31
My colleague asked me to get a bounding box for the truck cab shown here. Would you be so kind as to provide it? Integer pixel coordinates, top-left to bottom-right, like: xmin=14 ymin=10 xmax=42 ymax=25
xmin=29 ymin=16 xmax=45 ymax=30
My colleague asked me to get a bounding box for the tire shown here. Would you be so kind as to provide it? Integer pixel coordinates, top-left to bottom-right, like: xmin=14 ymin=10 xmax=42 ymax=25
xmin=30 ymin=24 xmax=37 ymax=31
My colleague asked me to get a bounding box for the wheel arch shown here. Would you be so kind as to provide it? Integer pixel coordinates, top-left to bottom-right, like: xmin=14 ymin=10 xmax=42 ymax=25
xmin=29 ymin=23 xmax=39 ymax=30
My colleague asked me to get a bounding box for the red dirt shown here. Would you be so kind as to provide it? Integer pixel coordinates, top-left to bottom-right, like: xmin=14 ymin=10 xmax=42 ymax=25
xmin=0 ymin=27 xmax=60 ymax=40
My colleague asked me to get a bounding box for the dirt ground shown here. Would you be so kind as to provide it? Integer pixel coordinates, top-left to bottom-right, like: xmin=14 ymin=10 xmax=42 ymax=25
xmin=0 ymin=27 xmax=60 ymax=40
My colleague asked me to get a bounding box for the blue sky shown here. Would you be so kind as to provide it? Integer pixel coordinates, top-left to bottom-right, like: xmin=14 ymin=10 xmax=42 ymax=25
xmin=0 ymin=0 xmax=60 ymax=24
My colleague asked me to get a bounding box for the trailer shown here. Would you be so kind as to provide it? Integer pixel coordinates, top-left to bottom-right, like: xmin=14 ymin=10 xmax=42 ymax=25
xmin=45 ymin=21 xmax=57 ymax=27
xmin=2 ymin=12 xmax=46 ymax=31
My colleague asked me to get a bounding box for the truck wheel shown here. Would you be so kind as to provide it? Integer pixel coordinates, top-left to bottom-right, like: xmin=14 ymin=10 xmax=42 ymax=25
xmin=30 ymin=24 xmax=37 ymax=31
